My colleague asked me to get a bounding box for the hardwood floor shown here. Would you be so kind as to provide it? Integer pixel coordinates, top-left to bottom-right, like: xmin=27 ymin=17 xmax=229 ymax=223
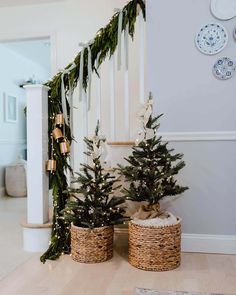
xmin=0 ymin=234 xmax=235 ymax=295
xmin=0 ymin=197 xmax=33 ymax=280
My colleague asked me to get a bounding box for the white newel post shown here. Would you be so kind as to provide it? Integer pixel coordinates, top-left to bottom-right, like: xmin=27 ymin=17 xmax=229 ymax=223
xmin=22 ymin=85 xmax=52 ymax=252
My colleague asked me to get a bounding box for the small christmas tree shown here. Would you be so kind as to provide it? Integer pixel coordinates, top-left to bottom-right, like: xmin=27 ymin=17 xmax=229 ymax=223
xmin=119 ymin=94 xmax=188 ymax=213
xmin=63 ymin=123 xmax=126 ymax=229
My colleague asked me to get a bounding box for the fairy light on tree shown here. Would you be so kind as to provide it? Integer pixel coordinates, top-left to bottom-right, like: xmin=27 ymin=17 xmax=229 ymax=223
xmin=62 ymin=122 xmax=126 ymax=229
xmin=41 ymin=0 xmax=146 ymax=262
xmin=119 ymin=93 xmax=188 ymax=211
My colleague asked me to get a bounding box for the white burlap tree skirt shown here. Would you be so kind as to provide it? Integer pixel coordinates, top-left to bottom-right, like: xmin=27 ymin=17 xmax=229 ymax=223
xmin=132 ymin=212 xmax=178 ymax=227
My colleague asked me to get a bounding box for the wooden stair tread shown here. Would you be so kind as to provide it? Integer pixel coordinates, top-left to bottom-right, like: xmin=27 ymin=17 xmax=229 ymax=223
xmin=107 ymin=141 xmax=134 ymax=146
xmin=21 ymin=219 xmax=52 ymax=229
xmin=21 ymin=207 xmax=53 ymax=229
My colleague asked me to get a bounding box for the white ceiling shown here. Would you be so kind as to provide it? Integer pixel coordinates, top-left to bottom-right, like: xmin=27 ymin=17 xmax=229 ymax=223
xmin=0 ymin=0 xmax=65 ymax=7
xmin=2 ymin=39 xmax=51 ymax=72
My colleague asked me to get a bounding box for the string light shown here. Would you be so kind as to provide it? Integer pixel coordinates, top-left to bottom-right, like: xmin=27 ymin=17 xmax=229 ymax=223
xmin=42 ymin=0 xmax=143 ymax=262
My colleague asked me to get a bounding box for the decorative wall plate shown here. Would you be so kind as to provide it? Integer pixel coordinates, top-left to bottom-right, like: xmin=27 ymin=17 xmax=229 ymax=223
xmin=211 ymin=0 xmax=236 ymax=20
xmin=195 ymin=23 xmax=228 ymax=55
xmin=213 ymin=57 xmax=236 ymax=80
xmin=233 ymin=24 xmax=236 ymax=40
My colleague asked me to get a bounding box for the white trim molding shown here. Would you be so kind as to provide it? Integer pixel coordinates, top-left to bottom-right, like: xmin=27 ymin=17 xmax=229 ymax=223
xmin=22 ymin=227 xmax=51 ymax=252
xmin=0 ymin=139 xmax=26 ymax=145
xmin=108 ymin=132 xmax=236 ymax=146
xmin=0 ymin=30 xmax=57 ymax=75
xmin=182 ymin=233 xmax=236 ymax=254
xmin=0 ymin=0 xmax=65 ymax=7
xmin=160 ymin=131 xmax=236 ymax=142
xmin=115 ymin=228 xmax=236 ymax=254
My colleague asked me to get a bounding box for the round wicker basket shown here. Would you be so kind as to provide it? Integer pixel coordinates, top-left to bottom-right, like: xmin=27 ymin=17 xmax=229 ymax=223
xmin=128 ymin=217 xmax=181 ymax=271
xmin=71 ymin=224 xmax=114 ymax=263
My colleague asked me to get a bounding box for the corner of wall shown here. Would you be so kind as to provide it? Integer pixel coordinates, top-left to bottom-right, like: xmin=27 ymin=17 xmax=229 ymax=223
xmin=0 ymin=187 xmax=5 ymax=197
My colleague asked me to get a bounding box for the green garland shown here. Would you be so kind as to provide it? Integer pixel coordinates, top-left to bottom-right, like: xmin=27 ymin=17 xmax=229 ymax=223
xmin=40 ymin=0 xmax=146 ymax=263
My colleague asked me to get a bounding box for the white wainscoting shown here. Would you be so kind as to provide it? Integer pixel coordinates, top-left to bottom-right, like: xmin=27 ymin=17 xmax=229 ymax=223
xmin=115 ymin=228 xmax=236 ymax=254
xmin=182 ymin=234 xmax=236 ymax=254
xmin=160 ymin=131 xmax=236 ymax=142
xmin=107 ymin=131 xmax=236 ymax=166
xmin=112 ymin=131 xmax=236 ymax=255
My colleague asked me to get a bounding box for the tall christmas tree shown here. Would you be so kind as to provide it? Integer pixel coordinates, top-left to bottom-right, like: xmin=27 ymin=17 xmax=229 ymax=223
xmin=63 ymin=123 xmax=126 ymax=229
xmin=119 ymin=94 xmax=188 ymax=212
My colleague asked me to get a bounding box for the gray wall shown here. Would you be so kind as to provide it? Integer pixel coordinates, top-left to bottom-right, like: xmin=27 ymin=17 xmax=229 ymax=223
xmin=147 ymin=0 xmax=236 ymax=235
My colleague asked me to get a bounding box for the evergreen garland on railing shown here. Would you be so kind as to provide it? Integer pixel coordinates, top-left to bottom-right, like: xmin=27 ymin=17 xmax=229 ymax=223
xmin=40 ymin=0 xmax=146 ymax=263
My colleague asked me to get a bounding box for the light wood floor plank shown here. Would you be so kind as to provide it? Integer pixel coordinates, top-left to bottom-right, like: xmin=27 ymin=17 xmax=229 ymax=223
xmin=0 ymin=236 xmax=235 ymax=295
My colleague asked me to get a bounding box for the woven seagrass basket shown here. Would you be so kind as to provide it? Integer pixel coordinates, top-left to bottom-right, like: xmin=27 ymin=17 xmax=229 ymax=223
xmin=71 ymin=223 xmax=114 ymax=263
xmin=128 ymin=217 xmax=181 ymax=271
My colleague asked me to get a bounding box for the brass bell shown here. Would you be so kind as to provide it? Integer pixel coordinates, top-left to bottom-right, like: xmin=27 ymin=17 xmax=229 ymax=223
xmin=60 ymin=140 xmax=70 ymax=155
xmin=52 ymin=128 xmax=63 ymax=142
xmin=46 ymin=159 xmax=57 ymax=172
xmin=55 ymin=113 xmax=64 ymax=126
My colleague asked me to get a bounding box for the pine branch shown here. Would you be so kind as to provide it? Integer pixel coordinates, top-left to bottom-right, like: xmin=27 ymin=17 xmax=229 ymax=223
xmin=42 ymin=0 xmax=145 ymax=262
xmin=119 ymin=111 xmax=188 ymax=206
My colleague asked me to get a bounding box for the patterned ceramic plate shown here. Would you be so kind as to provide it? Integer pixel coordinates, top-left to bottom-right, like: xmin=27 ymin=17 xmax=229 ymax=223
xmin=213 ymin=57 xmax=236 ymax=80
xmin=195 ymin=23 xmax=228 ymax=55
xmin=233 ymin=24 xmax=236 ymax=40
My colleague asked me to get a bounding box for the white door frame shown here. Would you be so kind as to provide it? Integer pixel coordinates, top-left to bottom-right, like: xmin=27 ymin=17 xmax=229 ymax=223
xmin=0 ymin=30 xmax=58 ymax=75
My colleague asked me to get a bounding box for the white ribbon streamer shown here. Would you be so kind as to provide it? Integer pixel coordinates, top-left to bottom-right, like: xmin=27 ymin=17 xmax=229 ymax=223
xmin=135 ymin=98 xmax=155 ymax=145
xmin=83 ymin=89 xmax=88 ymax=163
xmin=135 ymin=127 xmax=155 ymax=145
xmin=61 ymin=62 xmax=76 ymax=126
xmin=124 ymin=23 xmax=129 ymax=71
xmin=90 ymin=134 xmax=106 ymax=160
xmin=139 ymin=12 xmax=145 ymax=104
xmin=124 ymin=20 xmax=130 ymax=139
xmin=79 ymin=45 xmax=84 ymax=102
xmin=69 ymin=80 xmax=74 ymax=132
xmin=138 ymin=99 xmax=153 ymax=127
xmin=79 ymin=41 xmax=93 ymax=110
xmin=104 ymin=144 xmax=112 ymax=167
xmin=109 ymin=55 xmax=116 ymax=141
xmin=96 ymin=52 xmax=101 ymax=123
xmin=61 ymin=62 xmax=76 ymax=185
xmin=114 ymin=8 xmax=123 ymax=71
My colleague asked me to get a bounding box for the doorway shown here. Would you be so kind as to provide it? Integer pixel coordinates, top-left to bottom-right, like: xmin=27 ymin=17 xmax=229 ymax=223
xmin=0 ymin=37 xmax=51 ymax=279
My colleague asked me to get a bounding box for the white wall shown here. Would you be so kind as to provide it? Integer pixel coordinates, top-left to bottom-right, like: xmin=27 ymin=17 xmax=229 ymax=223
xmin=147 ymin=0 xmax=236 ymax=235
xmin=0 ymin=44 xmax=49 ymax=189
xmin=0 ymin=0 xmax=143 ymax=171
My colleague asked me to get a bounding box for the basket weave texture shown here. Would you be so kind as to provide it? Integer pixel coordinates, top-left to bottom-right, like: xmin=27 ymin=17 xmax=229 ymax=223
xmin=71 ymin=224 xmax=114 ymax=263
xmin=128 ymin=217 xmax=181 ymax=271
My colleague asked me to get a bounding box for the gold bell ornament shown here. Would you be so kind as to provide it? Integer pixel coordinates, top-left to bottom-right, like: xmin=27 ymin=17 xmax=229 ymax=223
xmin=55 ymin=113 xmax=64 ymax=127
xmin=46 ymin=159 xmax=57 ymax=172
xmin=60 ymin=139 xmax=70 ymax=155
xmin=46 ymin=134 xmax=57 ymax=173
xmin=52 ymin=127 xmax=63 ymax=142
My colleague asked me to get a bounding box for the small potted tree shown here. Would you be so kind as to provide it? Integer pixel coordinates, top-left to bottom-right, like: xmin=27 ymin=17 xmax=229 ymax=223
xmin=119 ymin=94 xmax=188 ymax=271
xmin=63 ymin=124 xmax=126 ymax=263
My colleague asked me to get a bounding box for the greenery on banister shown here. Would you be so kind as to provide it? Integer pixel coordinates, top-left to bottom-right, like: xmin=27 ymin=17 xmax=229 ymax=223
xmin=40 ymin=0 xmax=146 ymax=263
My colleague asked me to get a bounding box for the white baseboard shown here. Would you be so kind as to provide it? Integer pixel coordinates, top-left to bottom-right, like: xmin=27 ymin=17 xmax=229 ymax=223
xmin=115 ymin=228 xmax=236 ymax=254
xmin=182 ymin=233 xmax=236 ymax=254
xmin=22 ymin=227 xmax=51 ymax=252
xmin=0 ymin=187 xmax=5 ymax=197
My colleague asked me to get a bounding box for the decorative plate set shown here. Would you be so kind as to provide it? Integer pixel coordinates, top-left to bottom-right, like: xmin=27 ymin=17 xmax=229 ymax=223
xmin=195 ymin=0 xmax=236 ymax=80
